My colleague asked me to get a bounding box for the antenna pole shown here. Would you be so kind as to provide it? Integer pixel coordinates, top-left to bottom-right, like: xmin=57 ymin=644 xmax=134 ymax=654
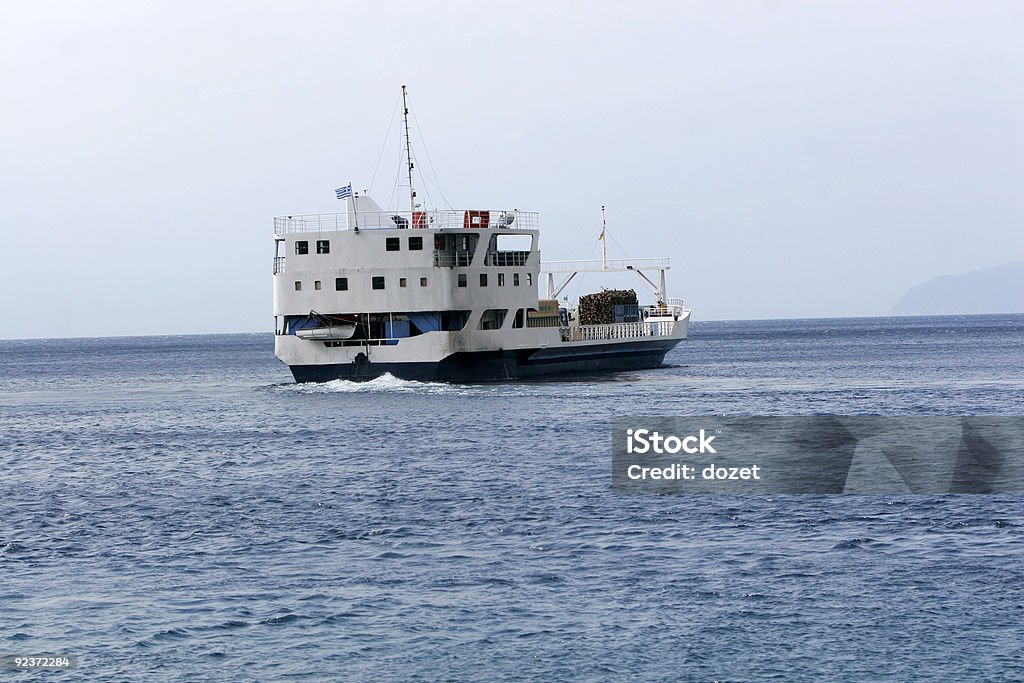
xmin=401 ymin=85 xmax=416 ymax=215
xmin=601 ymin=205 xmax=608 ymax=269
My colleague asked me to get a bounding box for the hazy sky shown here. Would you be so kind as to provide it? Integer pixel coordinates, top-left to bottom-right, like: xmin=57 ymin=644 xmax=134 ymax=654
xmin=2 ymin=1 xmax=1022 ymax=338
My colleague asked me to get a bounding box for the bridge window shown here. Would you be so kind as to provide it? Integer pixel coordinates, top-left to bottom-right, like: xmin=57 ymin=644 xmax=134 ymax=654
xmin=420 ymin=277 xmax=428 ymax=287
xmin=316 ymin=240 xmax=330 ymax=254
xmin=372 ymin=276 xmax=385 ymax=290
xmin=479 ymin=273 xmax=488 ymax=287
xmin=314 ymin=280 xmax=321 ymax=290
xmin=432 ymin=233 xmax=478 ymax=267
xmin=335 ymin=277 xmax=348 ymax=291
xmin=458 ymin=274 xmax=467 ymax=287
xmin=409 ymin=236 xmax=423 ymax=251
xmin=294 ymin=241 xmax=308 ymax=255
xmin=484 ymin=233 xmax=532 ymax=266
xmin=497 ymin=273 xmax=505 ymax=287
xmin=386 ymin=238 xmax=400 ymax=252
xmin=399 ymin=277 xmax=407 ymax=288
xmin=513 ymin=273 xmax=520 ymax=286
xmin=294 ymin=281 xmax=302 ymax=291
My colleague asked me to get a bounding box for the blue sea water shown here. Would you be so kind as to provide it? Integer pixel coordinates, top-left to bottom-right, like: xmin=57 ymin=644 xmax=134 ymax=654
xmin=1 ymin=315 xmax=1023 ymax=681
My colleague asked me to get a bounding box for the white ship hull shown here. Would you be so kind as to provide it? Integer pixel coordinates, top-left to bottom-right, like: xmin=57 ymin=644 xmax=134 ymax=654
xmin=276 ymin=312 xmax=689 ymax=382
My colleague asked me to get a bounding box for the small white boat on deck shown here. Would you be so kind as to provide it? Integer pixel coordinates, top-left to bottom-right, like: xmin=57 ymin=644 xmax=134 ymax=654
xmin=294 ymin=324 xmax=357 ymax=341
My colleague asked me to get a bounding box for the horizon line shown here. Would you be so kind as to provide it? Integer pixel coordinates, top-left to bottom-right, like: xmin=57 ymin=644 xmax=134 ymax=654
xmin=2 ymin=311 xmax=1022 ymax=343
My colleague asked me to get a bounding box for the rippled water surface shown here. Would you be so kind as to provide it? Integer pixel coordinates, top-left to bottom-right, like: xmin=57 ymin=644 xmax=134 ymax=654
xmin=2 ymin=315 xmax=1024 ymax=680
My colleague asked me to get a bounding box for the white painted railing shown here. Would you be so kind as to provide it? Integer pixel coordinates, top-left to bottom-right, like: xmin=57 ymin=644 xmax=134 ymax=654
xmin=559 ymin=320 xmax=676 ymax=342
xmin=642 ymin=300 xmax=687 ymax=318
xmin=542 ymin=257 xmax=670 ymax=273
xmin=274 ymin=209 xmax=539 ymax=235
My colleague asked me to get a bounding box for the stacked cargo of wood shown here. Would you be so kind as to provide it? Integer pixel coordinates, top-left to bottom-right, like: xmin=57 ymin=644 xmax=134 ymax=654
xmin=578 ymin=289 xmax=638 ymax=325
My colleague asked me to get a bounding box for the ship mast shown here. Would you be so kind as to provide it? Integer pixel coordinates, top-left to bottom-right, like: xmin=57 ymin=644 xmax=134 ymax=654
xmin=600 ymin=205 xmax=608 ymax=269
xmin=401 ymin=85 xmax=416 ymax=214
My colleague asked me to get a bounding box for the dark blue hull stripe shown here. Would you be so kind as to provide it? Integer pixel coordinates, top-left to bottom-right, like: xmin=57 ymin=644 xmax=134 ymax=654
xmin=289 ymin=340 xmax=682 ymax=383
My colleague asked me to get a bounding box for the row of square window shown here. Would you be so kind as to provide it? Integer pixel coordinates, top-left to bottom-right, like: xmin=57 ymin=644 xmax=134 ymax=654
xmin=458 ymin=272 xmax=532 ymax=287
xmin=294 ymin=277 xmax=425 ymax=291
xmin=293 ymin=273 xmax=533 ymax=291
xmin=294 ymin=237 xmax=423 ymax=255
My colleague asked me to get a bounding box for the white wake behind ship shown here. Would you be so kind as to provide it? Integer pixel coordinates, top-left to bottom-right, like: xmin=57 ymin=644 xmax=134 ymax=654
xmin=272 ymin=89 xmax=691 ymax=382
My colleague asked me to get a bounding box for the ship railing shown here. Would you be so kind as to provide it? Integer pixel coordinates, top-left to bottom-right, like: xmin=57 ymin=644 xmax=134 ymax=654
xmin=559 ymin=320 xmax=676 ymax=342
xmin=541 ymin=257 xmax=670 ymax=273
xmin=274 ymin=213 xmax=348 ymax=235
xmin=272 ymin=256 xmax=286 ymax=274
xmin=433 ymin=252 xmax=473 ymax=268
xmin=484 ymin=251 xmax=530 ymax=267
xmin=274 ymin=210 xmax=539 ymax=235
xmin=642 ymin=299 xmax=687 ymax=318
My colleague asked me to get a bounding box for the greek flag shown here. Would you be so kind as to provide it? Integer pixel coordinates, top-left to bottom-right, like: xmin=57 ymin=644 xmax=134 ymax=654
xmin=335 ymin=184 xmax=352 ymax=200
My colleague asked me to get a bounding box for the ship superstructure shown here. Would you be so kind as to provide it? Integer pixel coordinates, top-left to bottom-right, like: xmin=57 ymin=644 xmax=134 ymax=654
xmin=272 ymin=88 xmax=690 ymax=382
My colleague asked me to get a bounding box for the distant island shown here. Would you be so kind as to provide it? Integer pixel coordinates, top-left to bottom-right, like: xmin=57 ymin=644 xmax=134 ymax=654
xmin=891 ymin=262 xmax=1024 ymax=315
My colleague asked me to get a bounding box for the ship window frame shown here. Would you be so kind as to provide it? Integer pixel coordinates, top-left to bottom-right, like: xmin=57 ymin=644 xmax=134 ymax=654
xmin=294 ymin=281 xmax=302 ymax=291
xmin=458 ymin=274 xmax=467 ymax=288
xmin=485 ymin=234 xmax=532 ymax=266
xmin=478 ymin=308 xmax=508 ymax=331
xmin=316 ymin=240 xmax=330 ymax=254
xmin=408 ymin=236 xmax=423 ymax=251
xmin=294 ymin=240 xmax=308 ymax=255
xmin=497 ymin=273 xmax=505 ymax=287
xmin=420 ymin=276 xmax=428 ymax=287
xmin=385 ymin=237 xmax=400 ymax=252
xmin=527 ymin=273 xmax=533 ymax=286
xmin=372 ymin=276 xmax=385 ymax=290
xmin=399 ymin=277 xmax=407 ymax=288
xmin=335 ymin=277 xmax=348 ymax=291
xmin=513 ymin=273 xmax=520 ymax=286
xmin=479 ymin=273 xmax=488 ymax=287
xmin=512 ymin=308 xmax=525 ymax=328
xmin=314 ymin=280 xmax=322 ymax=290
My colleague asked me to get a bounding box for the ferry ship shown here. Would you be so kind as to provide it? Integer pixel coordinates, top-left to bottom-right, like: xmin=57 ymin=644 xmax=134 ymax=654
xmin=272 ymin=89 xmax=691 ymax=382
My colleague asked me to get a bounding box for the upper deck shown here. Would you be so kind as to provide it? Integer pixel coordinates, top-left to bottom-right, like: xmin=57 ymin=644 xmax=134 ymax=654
xmin=274 ymin=209 xmax=539 ymax=236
